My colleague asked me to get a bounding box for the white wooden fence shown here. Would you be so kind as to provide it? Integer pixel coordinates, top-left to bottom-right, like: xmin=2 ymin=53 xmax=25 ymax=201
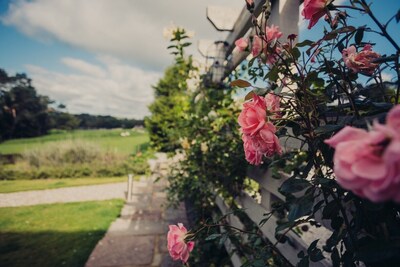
xmin=208 ymin=1 xmax=333 ymax=266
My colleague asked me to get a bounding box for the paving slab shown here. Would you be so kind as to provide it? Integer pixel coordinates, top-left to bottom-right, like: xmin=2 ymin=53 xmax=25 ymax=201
xmin=86 ymin=154 xmax=189 ymax=267
xmin=108 ymin=219 xmax=167 ymax=236
xmin=85 ymin=235 xmax=155 ymax=267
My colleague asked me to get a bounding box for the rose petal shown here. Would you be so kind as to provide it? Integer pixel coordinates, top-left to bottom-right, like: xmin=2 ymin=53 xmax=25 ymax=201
xmin=325 ymin=126 xmax=368 ymax=148
xmin=351 ymin=157 xmax=387 ymax=180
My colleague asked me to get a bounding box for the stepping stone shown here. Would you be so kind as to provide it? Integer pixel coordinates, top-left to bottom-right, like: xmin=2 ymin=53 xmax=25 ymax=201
xmin=85 ymin=235 xmax=155 ymax=267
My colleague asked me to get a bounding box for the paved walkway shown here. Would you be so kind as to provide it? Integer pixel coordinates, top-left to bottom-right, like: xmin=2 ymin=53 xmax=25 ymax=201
xmin=0 ymin=182 xmax=127 ymax=207
xmin=0 ymin=153 xmax=186 ymax=267
xmin=85 ymin=154 xmax=188 ymax=267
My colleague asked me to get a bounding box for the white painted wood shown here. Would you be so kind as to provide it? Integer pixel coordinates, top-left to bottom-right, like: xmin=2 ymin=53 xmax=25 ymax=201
xmin=219 ymin=225 xmax=243 ymax=267
xmin=237 ymin=192 xmax=332 ymax=267
xmin=215 ymin=195 xmax=246 ymax=232
xmin=247 ymin=167 xmax=286 ymax=200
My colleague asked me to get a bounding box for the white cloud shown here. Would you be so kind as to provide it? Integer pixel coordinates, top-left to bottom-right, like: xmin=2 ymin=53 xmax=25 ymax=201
xmin=2 ymin=0 xmax=244 ymax=71
xmin=381 ymin=72 xmax=395 ymax=82
xmin=26 ymin=56 xmax=161 ymax=119
xmin=61 ymin=58 xmax=106 ymax=78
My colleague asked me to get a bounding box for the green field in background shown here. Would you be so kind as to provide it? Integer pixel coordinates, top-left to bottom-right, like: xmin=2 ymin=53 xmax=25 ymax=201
xmin=0 ymin=129 xmax=149 ymax=155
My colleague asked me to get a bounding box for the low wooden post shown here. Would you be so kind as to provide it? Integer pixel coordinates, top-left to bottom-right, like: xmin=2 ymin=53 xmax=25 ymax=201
xmin=127 ymin=174 xmax=133 ymax=202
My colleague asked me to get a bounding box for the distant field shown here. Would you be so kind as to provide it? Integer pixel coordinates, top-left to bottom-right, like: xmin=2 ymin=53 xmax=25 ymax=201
xmin=0 ymin=129 xmax=149 ymax=155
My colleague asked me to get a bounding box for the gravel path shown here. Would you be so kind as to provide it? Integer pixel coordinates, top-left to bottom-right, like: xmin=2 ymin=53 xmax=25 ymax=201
xmin=0 ymin=182 xmax=127 ymax=207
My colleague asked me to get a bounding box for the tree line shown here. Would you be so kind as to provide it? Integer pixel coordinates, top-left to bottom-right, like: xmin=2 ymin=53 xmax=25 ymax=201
xmin=0 ymin=68 xmax=143 ymax=142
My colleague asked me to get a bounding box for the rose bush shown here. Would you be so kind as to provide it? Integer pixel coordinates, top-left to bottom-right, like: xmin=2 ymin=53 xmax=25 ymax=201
xmin=150 ymin=0 xmax=400 ymax=266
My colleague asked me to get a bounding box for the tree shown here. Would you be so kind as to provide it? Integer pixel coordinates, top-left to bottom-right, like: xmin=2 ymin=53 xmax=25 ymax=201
xmin=0 ymin=69 xmax=51 ymax=141
xmin=145 ymin=28 xmax=194 ymax=152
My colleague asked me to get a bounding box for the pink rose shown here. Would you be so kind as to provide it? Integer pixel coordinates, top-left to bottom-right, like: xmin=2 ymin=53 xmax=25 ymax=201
xmin=167 ymin=223 xmax=195 ymax=263
xmin=265 ymin=25 xmax=283 ymax=43
xmin=238 ymin=94 xmax=267 ymax=136
xmin=252 ymin=35 xmax=264 ymax=57
xmin=242 ymin=122 xmax=282 ymax=165
xmin=342 ymin=45 xmax=381 ymax=75
xmin=325 ymin=105 xmax=400 ymax=202
xmin=246 ymin=0 xmax=254 ymax=6
xmin=242 ymin=134 xmax=263 ymax=165
xmin=235 ymin=37 xmax=249 ymax=52
xmin=257 ymin=122 xmax=283 ymax=157
xmin=265 ymin=93 xmax=281 ymax=117
xmin=301 ymin=0 xmax=329 ymax=29
xmin=265 ymin=46 xmax=282 ymax=66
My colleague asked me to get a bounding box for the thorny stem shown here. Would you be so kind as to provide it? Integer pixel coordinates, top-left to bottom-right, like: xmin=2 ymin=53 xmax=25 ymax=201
xmin=328 ymin=189 xmax=359 ymax=250
xmin=186 ymin=222 xmax=260 ymax=242
xmin=334 ymin=5 xmax=365 ymax=12
xmin=360 ymin=0 xmax=400 ymax=52
xmin=396 ymin=52 xmax=400 ymax=104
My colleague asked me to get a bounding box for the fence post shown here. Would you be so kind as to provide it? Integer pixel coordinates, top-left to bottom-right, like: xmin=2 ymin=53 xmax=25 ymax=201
xmin=127 ymin=174 xmax=133 ymax=202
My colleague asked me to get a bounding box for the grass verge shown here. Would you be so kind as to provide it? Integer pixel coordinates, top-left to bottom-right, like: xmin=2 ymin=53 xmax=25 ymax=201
xmin=0 ymin=176 xmax=136 ymax=193
xmin=0 ymin=199 xmax=124 ymax=267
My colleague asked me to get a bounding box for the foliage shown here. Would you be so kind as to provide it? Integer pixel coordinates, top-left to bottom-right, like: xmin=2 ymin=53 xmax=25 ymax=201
xmin=159 ymin=0 xmax=400 ymax=266
xmin=0 ymin=199 xmax=124 ymax=267
xmin=74 ymin=113 xmax=144 ymax=129
xmin=0 ymin=69 xmax=51 ymax=141
xmin=145 ymin=28 xmax=194 ymax=152
xmin=225 ymin=0 xmax=400 ymax=266
xmin=0 ymin=129 xmax=152 ymax=180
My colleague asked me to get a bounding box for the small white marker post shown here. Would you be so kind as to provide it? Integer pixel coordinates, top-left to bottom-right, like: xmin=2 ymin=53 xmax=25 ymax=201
xmin=127 ymin=174 xmax=133 ymax=202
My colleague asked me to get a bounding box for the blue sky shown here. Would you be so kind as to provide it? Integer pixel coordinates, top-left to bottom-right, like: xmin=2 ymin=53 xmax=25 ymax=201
xmin=0 ymin=0 xmax=243 ymax=119
xmin=0 ymin=0 xmax=399 ymax=118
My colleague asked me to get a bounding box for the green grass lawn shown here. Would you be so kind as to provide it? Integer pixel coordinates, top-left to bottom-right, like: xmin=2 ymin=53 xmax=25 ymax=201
xmin=0 ymin=176 xmax=133 ymax=193
xmin=0 ymin=129 xmax=149 ymax=155
xmin=0 ymin=199 xmax=124 ymax=267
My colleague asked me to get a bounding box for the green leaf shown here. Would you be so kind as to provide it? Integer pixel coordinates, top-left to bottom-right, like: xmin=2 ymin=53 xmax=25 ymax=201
xmin=308 ymin=239 xmax=319 ymax=253
xmin=331 ymin=248 xmax=340 ymax=267
xmin=280 ymin=178 xmax=311 ymax=194
xmin=309 ymin=248 xmax=325 ymax=262
xmin=291 ymin=47 xmax=301 ymax=59
xmin=265 ymin=66 xmax=279 ymax=82
xmin=296 ymin=40 xmax=314 ymax=48
xmin=288 ymin=196 xmax=313 ymax=222
xmin=275 ymin=221 xmax=294 ymax=233
xmin=322 ymin=200 xmax=340 ymax=220
xmin=355 ymin=27 xmax=365 ymax=45
xmin=205 ymin=233 xmax=221 ymax=241
xmin=297 ymin=256 xmax=309 ymax=267
xmin=182 ymin=42 xmax=192 ymax=47
xmin=314 ymin=125 xmax=342 ymax=135
xmin=298 ymin=250 xmax=305 ymax=259
xmin=248 ymin=57 xmax=257 ymax=67
xmin=230 ymin=79 xmax=251 ymax=88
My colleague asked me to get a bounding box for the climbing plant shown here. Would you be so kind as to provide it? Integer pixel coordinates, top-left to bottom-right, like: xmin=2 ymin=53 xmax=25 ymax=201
xmin=161 ymin=1 xmax=400 ymax=266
